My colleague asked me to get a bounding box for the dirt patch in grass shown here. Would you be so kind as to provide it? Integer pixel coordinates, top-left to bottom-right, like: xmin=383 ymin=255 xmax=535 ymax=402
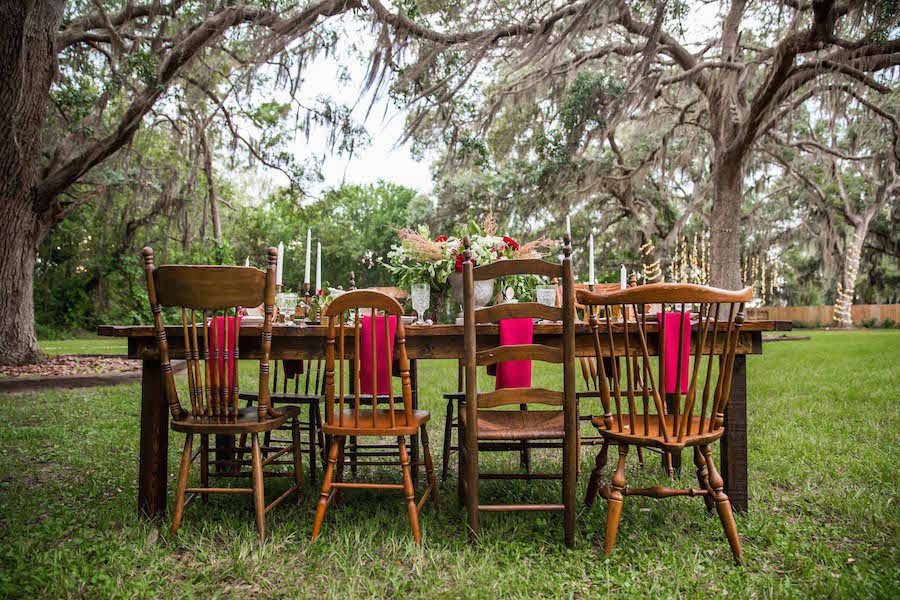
xmin=0 ymin=355 xmax=138 ymax=380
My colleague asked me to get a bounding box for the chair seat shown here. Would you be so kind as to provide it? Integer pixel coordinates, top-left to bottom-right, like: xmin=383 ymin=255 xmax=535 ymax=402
xmin=322 ymin=409 xmax=430 ymax=436
xmin=238 ymin=391 xmax=320 ymax=404
xmin=591 ymin=413 xmax=724 ymax=449
xmin=462 ymin=409 xmax=565 ymax=441
xmin=172 ymin=406 xmax=300 ymax=434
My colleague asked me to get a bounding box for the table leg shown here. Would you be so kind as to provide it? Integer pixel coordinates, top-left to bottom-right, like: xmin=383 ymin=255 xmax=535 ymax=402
xmin=215 ymin=434 xmax=235 ymax=473
xmin=410 ymin=359 xmax=420 ymax=485
xmin=721 ymin=354 xmax=748 ymax=513
xmin=138 ymin=359 xmax=168 ymax=518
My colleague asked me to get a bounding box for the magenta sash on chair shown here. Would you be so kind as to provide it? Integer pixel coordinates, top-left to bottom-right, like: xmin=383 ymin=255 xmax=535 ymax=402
xmin=359 ymin=315 xmax=397 ymax=396
xmin=212 ymin=315 xmax=242 ymax=392
xmin=658 ymin=311 xmax=690 ymax=394
xmin=491 ymin=318 xmax=533 ymax=390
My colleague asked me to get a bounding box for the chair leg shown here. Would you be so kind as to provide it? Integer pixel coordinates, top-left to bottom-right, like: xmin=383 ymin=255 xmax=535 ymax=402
xmin=442 ymin=398 xmax=454 ymax=482
xmin=585 ymin=439 xmax=609 ymax=508
xmin=311 ymin=436 xmax=342 ymax=541
xmin=637 ymin=446 xmax=645 ymax=468
xmin=292 ymin=418 xmax=304 ymax=504
xmin=519 ymin=404 xmax=530 ymax=473
xmin=316 ymin=403 xmax=326 ymax=466
xmin=170 ymin=433 xmax=194 ymax=536
xmin=262 ymin=431 xmax=272 ymax=460
xmin=349 ymin=435 xmax=358 ymax=478
xmin=420 ymin=425 xmax=439 ymax=511
xmin=694 ymin=446 xmax=714 ymax=513
xmin=334 ymin=436 xmax=346 ymax=505
xmin=307 ymin=403 xmax=317 ymax=483
xmin=457 ymin=401 xmax=466 ymax=509
xmin=398 ymin=436 xmax=421 ymax=543
xmin=604 ymin=444 xmax=628 ymax=555
xmin=702 ymin=445 xmax=743 ymax=564
xmin=251 ymin=433 xmax=266 ymax=541
xmin=200 ymin=434 xmax=209 ymax=505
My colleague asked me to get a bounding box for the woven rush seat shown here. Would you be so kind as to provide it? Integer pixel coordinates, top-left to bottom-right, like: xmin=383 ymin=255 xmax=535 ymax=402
xmin=591 ymin=413 xmax=724 ymax=449
xmin=461 ymin=409 xmax=565 ymax=441
xmin=171 ymin=406 xmax=300 ymax=434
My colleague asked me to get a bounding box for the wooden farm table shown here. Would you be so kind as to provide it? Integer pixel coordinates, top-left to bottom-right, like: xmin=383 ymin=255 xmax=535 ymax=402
xmin=98 ymin=319 xmax=790 ymax=519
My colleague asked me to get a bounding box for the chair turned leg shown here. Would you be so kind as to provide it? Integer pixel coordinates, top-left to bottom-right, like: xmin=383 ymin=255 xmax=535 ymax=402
xmin=604 ymin=444 xmax=628 ymax=555
xmin=311 ymin=435 xmax=342 ymax=541
xmin=398 ymin=436 xmax=422 ymax=544
xmin=442 ymin=397 xmax=454 ymax=482
xmin=292 ymin=418 xmax=304 ymax=505
xmin=251 ymin=433 xmax=266 ymax=541
xmin=334 ymin=436 xmax=346 ymax=505
xmin=585 ymin=440 xmax=610 ymax=508
xmin=307 ymin=403 xmax=317 ymax=483
xmin=262 ymin=431 xmax=272 ymax=460
xmin=200 ymin=434 xmax=209 ymax=505
xmin=694 ymin=446 xmax=714 ymax=513
xmin=421 ymin=425 xmax=439 ymax=511
xmin=349 ymin=435 xmax=358 ymax=478
xmin=700 ymin=445 xmax=743 ymax=564
xmin=170 ymin=433 xmax=194 ymax=536
xmin=637 ymin=446 xmax=645 ymax=468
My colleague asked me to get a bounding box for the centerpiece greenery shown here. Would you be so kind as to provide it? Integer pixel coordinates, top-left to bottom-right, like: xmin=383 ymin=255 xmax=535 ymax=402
xmin=381 ymin=209 xmax=555 ymax=319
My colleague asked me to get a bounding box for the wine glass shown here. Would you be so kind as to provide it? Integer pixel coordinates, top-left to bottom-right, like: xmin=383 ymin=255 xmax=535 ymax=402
xmin=275 ymin=293 xmax=299 ymax=325
xmin=536 ymin=284 xmax=557 ymax=322
xmin=411 ymin=283 xmax=430 ymax=325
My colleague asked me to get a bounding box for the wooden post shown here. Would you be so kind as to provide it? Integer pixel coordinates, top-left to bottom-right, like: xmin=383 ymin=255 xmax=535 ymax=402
xmin=139 ymin=359 xmax=168 ymax=517
xmin=721 ymin=354 xmax=748 ymax=513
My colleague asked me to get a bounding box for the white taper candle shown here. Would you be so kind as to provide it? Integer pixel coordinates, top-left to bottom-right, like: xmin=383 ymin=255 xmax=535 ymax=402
xmin=304 ymin=228 xmax=311 ymax=284
xmin=276 ymin=242 xmax=284 ymax=286
xmin=589 ymin=234 xmax=595 ymax=285
xmin=315 ymin=241 xmax=322 ymax=293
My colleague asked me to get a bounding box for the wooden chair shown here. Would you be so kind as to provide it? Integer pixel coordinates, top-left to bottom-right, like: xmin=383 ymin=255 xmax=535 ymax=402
xmin=142 ymin=247 xmax=303 ymax=540
xmin=311 ymin=290 xmax=438 ymax=543
xmin=237 ymin=357 xmax=326 ymax=482
xmin=577 ymin=283 xmax=751 ymax=563
xmin=459 ymin=235 xmax=578 ymax=547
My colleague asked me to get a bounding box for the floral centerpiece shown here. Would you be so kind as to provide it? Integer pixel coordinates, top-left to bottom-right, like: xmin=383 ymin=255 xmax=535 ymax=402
xmin=381 ymin=209 xmax=556 ymax=319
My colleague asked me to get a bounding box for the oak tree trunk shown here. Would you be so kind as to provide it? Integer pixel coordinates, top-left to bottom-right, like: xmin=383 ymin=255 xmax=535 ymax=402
xmin=708 ymin=154 xmax=744 ymax=291
xmin=834 ymin=221 xmax=869 ymax=328
xmin=0 ymin=0 xmax=67 ymax=365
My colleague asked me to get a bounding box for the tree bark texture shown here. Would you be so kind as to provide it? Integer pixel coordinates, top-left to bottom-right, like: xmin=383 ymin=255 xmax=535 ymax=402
xmin=0 ymin=0 xmax=66 ymax=365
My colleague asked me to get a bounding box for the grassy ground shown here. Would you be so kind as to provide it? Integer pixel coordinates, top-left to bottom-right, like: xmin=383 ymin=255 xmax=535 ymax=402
xmin=38 ymin=335 xmax=127 ymax=356
xmin=1 ymin=331 xmax=898 ymax=598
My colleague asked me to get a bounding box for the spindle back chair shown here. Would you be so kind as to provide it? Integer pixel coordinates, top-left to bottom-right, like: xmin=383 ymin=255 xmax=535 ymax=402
xmin=460 ymin=234 xmax=578 ymax=548
xmin=142 ymin=247 xmax=303 ymax=540
xmin=577 ymin=282 xmax=751 ymax=562
xmin=311 ymin=290 xmax=438 ymax=543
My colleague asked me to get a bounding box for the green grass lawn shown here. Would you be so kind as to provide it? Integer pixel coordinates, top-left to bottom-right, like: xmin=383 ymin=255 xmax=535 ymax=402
xmin=39 ymin=335 xmax=127 ymax=356
xmin=2 ymin=331 xmax=898 ymax=598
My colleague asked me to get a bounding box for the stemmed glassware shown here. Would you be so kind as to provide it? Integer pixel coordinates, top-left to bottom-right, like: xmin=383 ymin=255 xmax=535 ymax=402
xmin=275 ymin=292 xmax=299 ymax=325
xmin=536 ymin=284 xmax=557 ymax=323
xmin=411 ymin=283 xmax=431 ymax=325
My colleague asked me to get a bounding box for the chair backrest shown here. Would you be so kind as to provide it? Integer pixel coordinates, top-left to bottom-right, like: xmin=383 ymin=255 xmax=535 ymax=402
xmin=142 ymin=247 xmax=278 ymax=422
xmin=576 ymin=283 xmax=752 ymax=443
xmin=323 ymin=290 xmax=414 ymax=429
xmin=462 ymin=234 xmax=576 ymax=413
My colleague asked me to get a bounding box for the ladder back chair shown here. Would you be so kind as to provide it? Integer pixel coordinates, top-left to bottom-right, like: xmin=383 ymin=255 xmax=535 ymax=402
xmin=311 ymin=290 xmax=438 ymax=543
xmin=142 ymin=247 xmax=303 ymax=540
xmin=460 ymin=234 xmax=578 ymax=547
xmin=577 ymin=283 xmax=751 ymax=563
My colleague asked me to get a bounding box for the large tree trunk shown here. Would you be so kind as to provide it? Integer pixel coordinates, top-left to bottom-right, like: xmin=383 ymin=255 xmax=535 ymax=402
xmin=708 ymin=154 xmax=744 ymax=291
xmin=833 ymin=221 xmax=867 ymax=327
xmin=201 ymin=128 xmax=222 ymax=243
xmin=0 ymin=0 xmax=66 ymax=365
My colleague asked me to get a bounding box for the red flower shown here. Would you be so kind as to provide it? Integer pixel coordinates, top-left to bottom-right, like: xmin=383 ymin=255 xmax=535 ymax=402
xmin=455 ymin=254 xmax=466 ymax=272
xmin=503 ymin=236 xmax=519 ymax=251
xmin=435 ymin=235 xmax=448 ymax=243
xmin=317 ymin=289 xmax=324 ymax=296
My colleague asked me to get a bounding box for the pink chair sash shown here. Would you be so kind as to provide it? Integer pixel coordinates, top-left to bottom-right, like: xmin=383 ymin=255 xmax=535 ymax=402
xmin=359 ymin=315 xmax=397 ymax=396
xmin=658 ymin=311 xmax=690 ymax=394
xmin=493 ymin=317 xmax=533 ymax=390
xmin=212 ymin=315 xmax=242 ymax=393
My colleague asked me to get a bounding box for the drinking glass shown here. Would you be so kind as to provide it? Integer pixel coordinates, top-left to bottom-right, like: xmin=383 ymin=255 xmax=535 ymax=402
xmin=275 ymin=293 xmax=299 ymax=325
xmin=536 ymin=284 xmax=557 ymax=322
xmin=411 ymin=284 xmax=430 ymax=325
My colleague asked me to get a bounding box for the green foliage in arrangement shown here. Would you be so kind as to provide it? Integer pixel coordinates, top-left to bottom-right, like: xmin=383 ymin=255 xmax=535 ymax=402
xmin=2 ymin=331 xmax=898 ymax=597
